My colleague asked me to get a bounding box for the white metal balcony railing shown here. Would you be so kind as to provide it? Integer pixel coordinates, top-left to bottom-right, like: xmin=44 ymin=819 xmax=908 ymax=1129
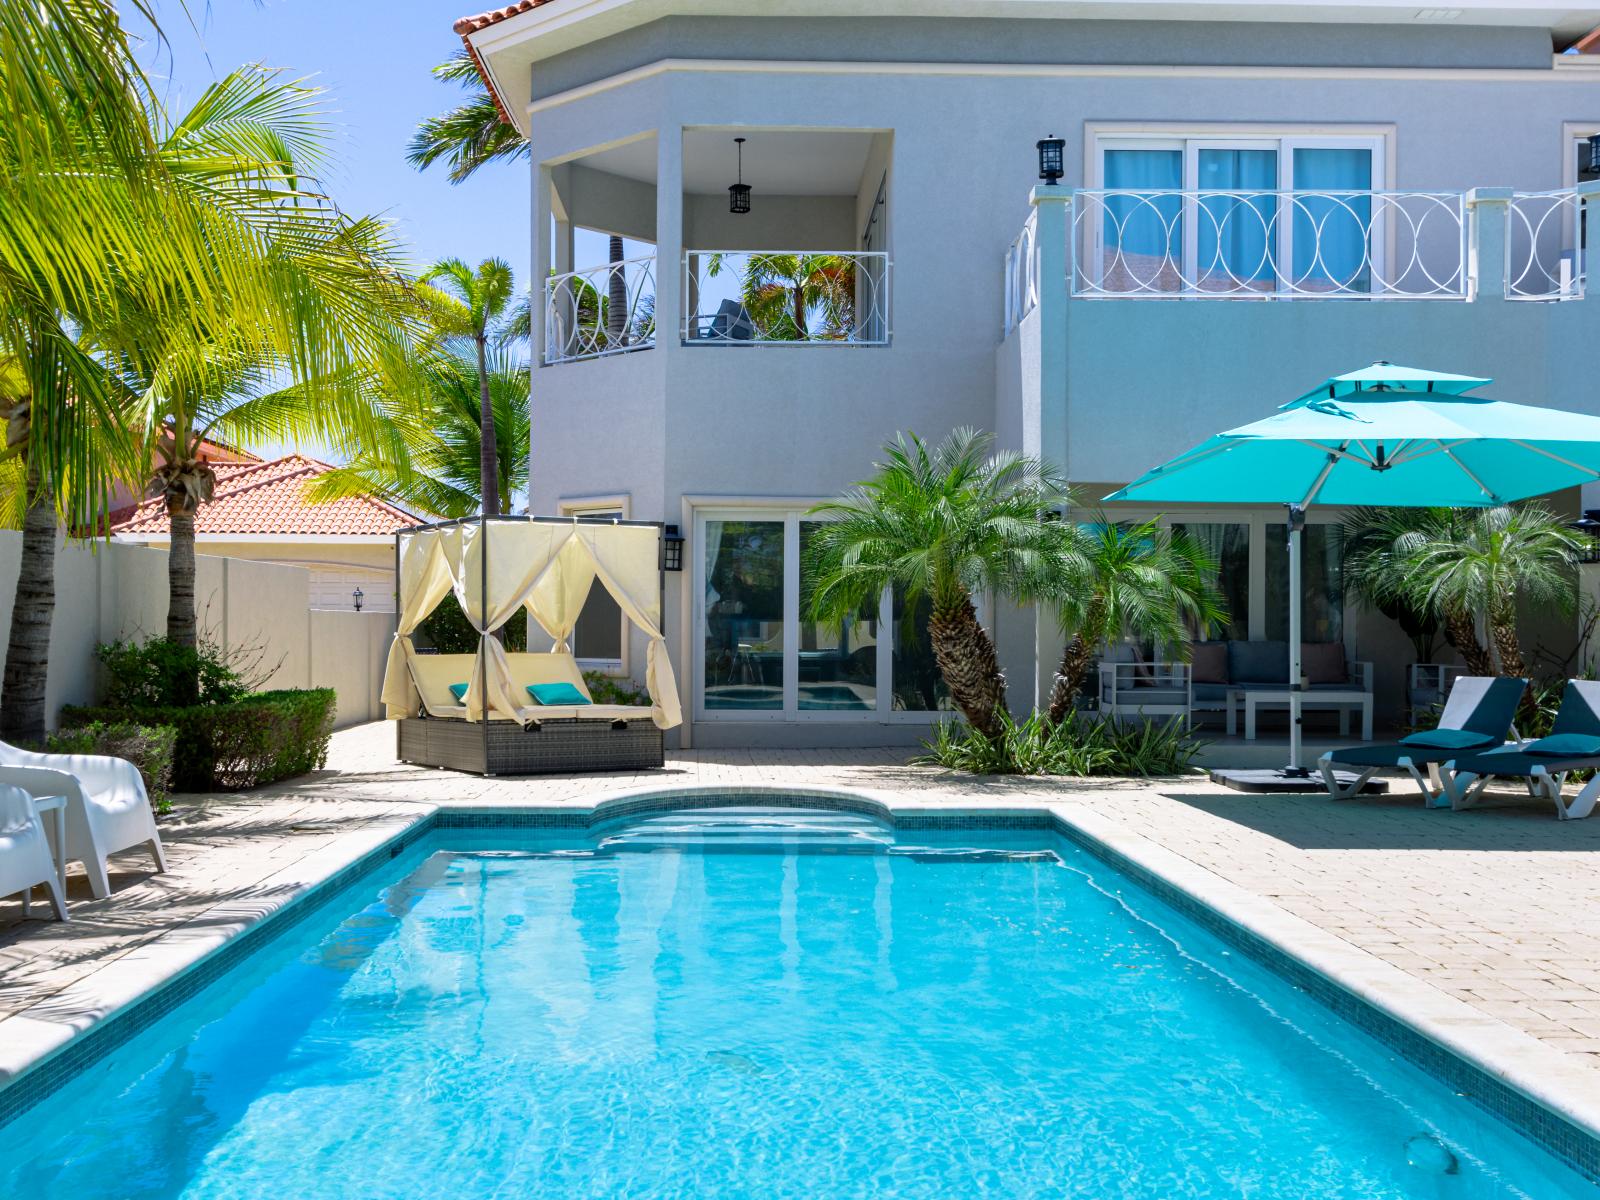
xmin=543 ymin=255 xmax=657 ymax=365
xmin=1003 ymin=210 xmax=1039 ymax=335
xmin=682 ymin=251 xmax=890 ymax=345
xmin=1069 ymin=190 xmax=1468 ymax=300
xmin=1506 ymin=189 xmax=1587 ymax=302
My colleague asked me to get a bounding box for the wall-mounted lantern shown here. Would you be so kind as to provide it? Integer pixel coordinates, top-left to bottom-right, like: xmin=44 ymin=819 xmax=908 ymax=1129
xmin=1588 ymin=133 xmax=1600 ymax=177
xmin=661 ymin=524 xmax=685 ymax=572
xmin=1037 ymin=135 xmax=1065 ymax=185
xmin=352 ymin=586 xmax=365 ymax=612
xmin=728 ymin=137 xmax=751 ymax=214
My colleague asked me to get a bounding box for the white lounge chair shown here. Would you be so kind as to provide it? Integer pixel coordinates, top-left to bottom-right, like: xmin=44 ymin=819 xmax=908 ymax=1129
xmin=0 ymin=740 xmax=166 ymax=899
xmin=0 ymin=784 xmax=67 ymax=920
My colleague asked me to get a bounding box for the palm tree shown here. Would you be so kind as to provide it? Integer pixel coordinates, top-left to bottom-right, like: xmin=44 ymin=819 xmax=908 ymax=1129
xmin=805 ymin=428 xmax=1077 ymax=738
xmin=415 ymin=259 xmax=531 ymax=517
xmin=1385 ymin=504 xmax=1584 ymax=683
xmin=708 ymin=253 xmax=858 ymax=340
xmin=1045 ymin=518 xmax=1226 ymax=726
xmin=0 ymin=1 xmax=263 ymax=741
xmin=305 ymin=343 xmax=530 ymax=519
xmin=406 ymin=51 xmax=528 ymax=184
xmin=1345 ymin=508 xmax=1496 ymax=677
xmin=97 ymin=67 xmax=418 ymax=657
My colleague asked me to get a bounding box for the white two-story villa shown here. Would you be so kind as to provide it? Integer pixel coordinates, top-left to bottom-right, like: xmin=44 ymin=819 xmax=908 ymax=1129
xmin=456 ymin=0 xmax=1600 ymax=748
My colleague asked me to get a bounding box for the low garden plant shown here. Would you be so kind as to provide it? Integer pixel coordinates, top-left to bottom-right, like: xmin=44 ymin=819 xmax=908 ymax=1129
xmin=45 ymin=721 xmax=179 ymax=813
xmin=918 ymin=709 xmax=1206 ymax=778
xmin=67 ymin=638 xmax=337 ymax=792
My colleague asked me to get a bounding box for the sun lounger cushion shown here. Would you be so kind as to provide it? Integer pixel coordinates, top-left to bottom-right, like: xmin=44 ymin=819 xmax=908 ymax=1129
xmin=528 ymin=682 xmax=589 ymax=706
xmin=1399 ymin=727 xmax=1497 ymax=750
xmin=1523 ymin=732 xmax=1600 ymax=757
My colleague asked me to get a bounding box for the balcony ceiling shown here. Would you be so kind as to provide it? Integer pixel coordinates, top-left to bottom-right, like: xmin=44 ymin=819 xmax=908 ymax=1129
xmin=577 ymin=129 xmax=877 ymax=196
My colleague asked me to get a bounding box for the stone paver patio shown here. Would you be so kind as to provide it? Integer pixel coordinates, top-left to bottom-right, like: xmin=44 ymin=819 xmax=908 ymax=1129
xmin=4 ymin=719 xmax=1600 ymax=1084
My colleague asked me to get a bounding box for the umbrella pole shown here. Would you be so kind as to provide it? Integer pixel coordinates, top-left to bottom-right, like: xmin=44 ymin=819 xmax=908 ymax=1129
xmin=1287 ymin=506 xmax=1306 ymax=774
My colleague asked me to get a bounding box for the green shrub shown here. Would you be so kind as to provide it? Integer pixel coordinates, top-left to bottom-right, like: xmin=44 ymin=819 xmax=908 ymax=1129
xmin=583 ymin=670 xmax=650 ymax=706
xmin=96 ymin=638 xmax=248 ymax=708
xmin=418 ymin=594 xmax=527 ymax=653
xmin=917 ymin=708 xmax=1206 ymax=777
xmin=45 ymin=722 xmax=178 ymax=813
xmin=63 ymin=688 xmax=337 ymax=792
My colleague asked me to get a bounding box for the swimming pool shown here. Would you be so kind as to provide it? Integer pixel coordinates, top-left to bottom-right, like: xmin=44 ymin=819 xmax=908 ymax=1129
xmin=1 ymin=806 xmax=1593 ymax=1198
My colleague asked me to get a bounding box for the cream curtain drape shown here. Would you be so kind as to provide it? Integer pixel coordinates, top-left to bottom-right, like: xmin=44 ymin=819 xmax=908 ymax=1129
xmin=573 ymin=524 xmax=683 ymax=730
xmin=380 ymin=530 xmax=455 ymax=718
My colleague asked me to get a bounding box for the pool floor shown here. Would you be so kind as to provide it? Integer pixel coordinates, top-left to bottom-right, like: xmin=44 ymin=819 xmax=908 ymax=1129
xmin=0 ymin=809 xmax=1591 ymax=1199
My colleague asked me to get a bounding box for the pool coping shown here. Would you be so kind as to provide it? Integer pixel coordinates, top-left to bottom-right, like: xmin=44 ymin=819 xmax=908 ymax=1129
xmin=2 ymin=782 xmax=1599 ymax=1182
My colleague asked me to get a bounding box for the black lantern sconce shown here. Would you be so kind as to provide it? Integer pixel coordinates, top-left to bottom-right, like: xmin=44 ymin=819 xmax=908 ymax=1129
xmin=1588 ymin=133 xmax=1600 ymax=177
xmin=1036 ymin=135 xmax=1065 ymax=185
xmin=661 ymin=524 xmax=685 ymax=572
xmin=352 ymin=586 xmax=365 ymax=612
xmin=728 ymin=137 xmax=751 ymax=214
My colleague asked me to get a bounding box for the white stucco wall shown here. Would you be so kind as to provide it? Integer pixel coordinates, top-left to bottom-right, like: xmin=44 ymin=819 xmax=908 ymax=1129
xmin=0 ymin=536 xmax=394 ymax=733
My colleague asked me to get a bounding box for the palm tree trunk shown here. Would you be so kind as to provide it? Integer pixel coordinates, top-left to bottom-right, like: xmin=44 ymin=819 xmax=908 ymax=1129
xmin=167 ymin=507 xmax=198 ymax=648
xmin=1 ymin=466 xmax=56 ymax=745
xmin=928 ymin=594 xmax=1007 ymax=739
xmin=1443 ymin=607 xmax=1493 ymax=676
xmin=791 ymin=284 xmax=808 ymax=339
xmin=606 ymin=234 xmax=626 ymax=347
xmin=1047 ymin=594 xmax=1107 ymax=726
xmin=475 ymin=334 xmax=500 ymax=516
xmin=1489 ymin=608 xmax=1527 ymax=679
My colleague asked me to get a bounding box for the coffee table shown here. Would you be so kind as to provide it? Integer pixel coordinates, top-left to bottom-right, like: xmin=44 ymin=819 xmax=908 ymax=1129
xmin=1227 ymin=687 xmax=1373 ymax=742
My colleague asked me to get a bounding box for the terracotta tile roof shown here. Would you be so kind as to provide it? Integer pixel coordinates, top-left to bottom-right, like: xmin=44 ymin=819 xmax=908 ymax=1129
xmin=452 ymin=0 xmax=555 ymax=36
xmin=109 ymin=455 xmax=423 ymax=539
xmin=454 ymin=1 xmax=560 ymax=127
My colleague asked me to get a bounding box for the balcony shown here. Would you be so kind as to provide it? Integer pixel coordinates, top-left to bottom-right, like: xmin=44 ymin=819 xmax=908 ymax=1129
xmin=1004 ymin=184 xmax=1595 ymax=330
xmin=681 ymin=250 xmax=890 ymax=346
xmin=543 ymin=255 xmax=658 ymax=365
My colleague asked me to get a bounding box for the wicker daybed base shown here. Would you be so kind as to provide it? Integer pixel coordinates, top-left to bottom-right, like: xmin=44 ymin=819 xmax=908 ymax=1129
xmin=397 ymin=715 xmax=665 ymax=776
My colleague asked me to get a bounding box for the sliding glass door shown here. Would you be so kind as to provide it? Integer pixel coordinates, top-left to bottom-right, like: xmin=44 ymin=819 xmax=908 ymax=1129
xmin=695 ymin=509 xmax=953 ymax=720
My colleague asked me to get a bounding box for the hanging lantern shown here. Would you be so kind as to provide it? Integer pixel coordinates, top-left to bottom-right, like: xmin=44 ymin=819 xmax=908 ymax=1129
xmin=728 ymin=137 xmax=751 ymax=214
xmin=1588 ymin=132 xmax=1600 ymax=177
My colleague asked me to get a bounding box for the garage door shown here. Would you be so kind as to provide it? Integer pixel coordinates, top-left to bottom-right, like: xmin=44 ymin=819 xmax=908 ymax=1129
xmin=308 ymin=566 xmax=394 ymax=612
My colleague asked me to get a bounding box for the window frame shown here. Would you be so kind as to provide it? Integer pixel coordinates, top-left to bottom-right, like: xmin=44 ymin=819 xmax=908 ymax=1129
xmin=1088 ymin=126 xmax=1391 ymax=295
xmin=558 ymin=494 xmax=631 ymax=675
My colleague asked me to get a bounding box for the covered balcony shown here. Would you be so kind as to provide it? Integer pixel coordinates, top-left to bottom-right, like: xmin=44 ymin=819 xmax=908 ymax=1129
xmin=540 ymin=128 xmax=891 ymax=366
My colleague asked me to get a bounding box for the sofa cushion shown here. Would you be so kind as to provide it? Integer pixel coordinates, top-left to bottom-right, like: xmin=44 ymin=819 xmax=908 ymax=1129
xmin=1227 ymin=640 xmax=1288 ymax=685
xmin=1399 ymin=727 xmax=1497 ymax=750
xmin=1190 ymin=642 xmax=1228 ymax=684
xmin=1301 ymin=642 xmax=1348 ymax=685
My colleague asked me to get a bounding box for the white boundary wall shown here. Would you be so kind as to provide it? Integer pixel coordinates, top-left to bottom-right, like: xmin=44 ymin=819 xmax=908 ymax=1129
xmin=0 ymin=533 xmax=394 ymax=731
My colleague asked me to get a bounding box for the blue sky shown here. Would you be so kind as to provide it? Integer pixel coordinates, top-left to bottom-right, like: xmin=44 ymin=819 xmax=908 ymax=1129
xmin=137 ymin=0 xmax=531 ymax=276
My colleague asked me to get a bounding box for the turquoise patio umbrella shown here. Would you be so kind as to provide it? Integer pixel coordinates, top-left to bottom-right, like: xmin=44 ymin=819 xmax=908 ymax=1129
xmin=1105 ymin=361 xmax=1600 ymax=771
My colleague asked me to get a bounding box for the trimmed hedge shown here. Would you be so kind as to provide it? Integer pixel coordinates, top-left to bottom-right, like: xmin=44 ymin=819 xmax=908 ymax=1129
xmin=63 ymin=688 xmax=337 ymax=793
xmin=45 ymin=721 xmax=178 ymax=813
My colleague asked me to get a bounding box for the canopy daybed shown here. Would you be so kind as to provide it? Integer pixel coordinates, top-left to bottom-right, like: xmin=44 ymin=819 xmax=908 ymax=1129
xmin=382 ymin=515 xmax=682 ymax=775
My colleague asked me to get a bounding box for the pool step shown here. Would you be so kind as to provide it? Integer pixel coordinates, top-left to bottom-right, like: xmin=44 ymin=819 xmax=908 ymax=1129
xmin=594 ymin=806 xmax=894 ymax=854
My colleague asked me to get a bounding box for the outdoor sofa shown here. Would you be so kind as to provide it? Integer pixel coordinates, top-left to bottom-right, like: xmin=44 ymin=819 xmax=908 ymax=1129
xmin=1188 ymin=640 xmax=1372 ymax=733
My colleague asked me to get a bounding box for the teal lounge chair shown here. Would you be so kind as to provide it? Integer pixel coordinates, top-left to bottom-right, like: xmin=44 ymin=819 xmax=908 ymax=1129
xmin=1317 ymin=676 xmax=1527 ymax=804
xmin=1438 ymin=680 xmax=1600 ymax=820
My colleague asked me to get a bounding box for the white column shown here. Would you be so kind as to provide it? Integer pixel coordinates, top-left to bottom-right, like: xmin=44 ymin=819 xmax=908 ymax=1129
xmin=1465 ymin=186 xmax=1513 ymax=303
xmin=655 ymin=130 xmax=684 ymax=349
xmin=1028 ymin=186 xmax=1072 ymax=469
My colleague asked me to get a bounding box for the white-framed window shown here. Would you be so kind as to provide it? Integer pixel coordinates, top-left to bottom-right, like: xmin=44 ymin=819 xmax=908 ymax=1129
xmin=559 ymin=496 xmax=629 ymax=673
xmin=1564 ymin=122 xmax=1600 ymax=257
xmin=692 ymin=505 xmax=957 ymax=722
xmin=1088 ymin=128 xmax=1389 ymax=294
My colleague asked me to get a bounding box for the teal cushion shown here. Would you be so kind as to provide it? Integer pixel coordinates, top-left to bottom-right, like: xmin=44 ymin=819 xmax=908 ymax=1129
xmin=1399 ymin=727 xmax=1497 ymax=750
xmin=527 ymin=682 xmax=590 ymax=706
xmin=1524 ymin=732 xmax=1600 ymax=757
xmin=448 ymin=682 xmax=469 ymax=702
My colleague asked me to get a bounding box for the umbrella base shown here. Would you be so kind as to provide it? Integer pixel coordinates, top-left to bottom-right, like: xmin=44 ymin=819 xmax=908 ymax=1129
xmin=1209 ymin=767 xmax=1389 ymax=795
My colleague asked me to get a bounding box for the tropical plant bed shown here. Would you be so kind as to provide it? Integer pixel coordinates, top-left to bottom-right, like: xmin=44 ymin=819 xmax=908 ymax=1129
xmin=917 ymin=710 xmax=1207 ymax=778
xmin=62 ymin=688 xmax=337 ymax=793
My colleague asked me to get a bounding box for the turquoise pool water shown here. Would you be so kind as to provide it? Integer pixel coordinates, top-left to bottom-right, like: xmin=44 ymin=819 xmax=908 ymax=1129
xmin=1 ymin=808 xmax=1592 ymax=1198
